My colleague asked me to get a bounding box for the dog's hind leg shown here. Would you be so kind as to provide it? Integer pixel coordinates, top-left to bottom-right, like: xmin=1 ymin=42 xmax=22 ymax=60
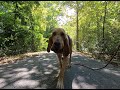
xmin=68 ymin=53 xmax=72 ymax=68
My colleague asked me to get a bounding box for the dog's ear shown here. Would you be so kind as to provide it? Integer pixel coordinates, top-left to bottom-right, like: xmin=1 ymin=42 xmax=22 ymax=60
xmin=47 ymin=36 xmax=53 ymax=52
xmin=63 ymin=35 xmax=70 ymax=56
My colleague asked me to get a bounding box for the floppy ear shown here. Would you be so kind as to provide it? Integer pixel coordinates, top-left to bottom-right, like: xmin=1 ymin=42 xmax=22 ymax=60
xmin=47 ymin=36 xmax=53 ymax=52
xmin=63 ymin=35 xmax=70 ymax=56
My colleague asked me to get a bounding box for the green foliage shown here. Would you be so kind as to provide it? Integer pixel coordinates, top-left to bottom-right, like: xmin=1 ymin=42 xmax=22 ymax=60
xmin=0 ymin=1 xmax=120 ymax=61
xmin=0 ymin=1 xmax=62 ymax=56
xmin=60 ymin=1 xmax=120 ymax=60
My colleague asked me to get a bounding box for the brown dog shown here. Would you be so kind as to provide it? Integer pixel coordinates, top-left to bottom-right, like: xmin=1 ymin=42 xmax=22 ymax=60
xmin=47 ymin=28 xmax=72 ymax=89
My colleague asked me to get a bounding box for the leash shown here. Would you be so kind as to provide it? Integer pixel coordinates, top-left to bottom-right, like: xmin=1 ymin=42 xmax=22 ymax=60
xmin=73 ymin=44 xmax=120 ymax=71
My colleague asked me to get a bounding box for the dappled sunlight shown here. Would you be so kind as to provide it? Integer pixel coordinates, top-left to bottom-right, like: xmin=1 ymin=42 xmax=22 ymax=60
xmin=13 ymin=68 xmax=28 ymax=72
xmin=13 ymin=79 xmax=39 ymax=89
xmin=103 ymin=68 xmax=120 ymax=76
xmin=0 ymin=52 xmax=120 ymax=89
xmin=44 ymin=70 xmax=53 ymax=75
xmin=3 ymin=73 xmax=16 ymax=78
xmin=72 ymin=78 xmax=97 ymax=89
xmin=76 ymin=76 xmax=85 ymax=82
xmin=0 ymin=78 xmax=7 ymax=88
xmin=29 ymin=66 xmax=40 ymax=74
xmin=47 ymin=64 xmax=58 ymax=69
xmin=64 ymin=53 xmax=120 ymax=89
xmin=73 ymin=75 xmax=97 ymax=89
xmin=42 ymin=63 xmax=48 ymax=67
xmin=0 ymin=53 xmax=58 ymax=89
xmin=43 ymin=58 xmax=51 ymax=61
xmin=14 ymin=71 xmax=31 ymax=79
xmin=28 ymin=60 xmax=34 ymax=63
xmin=47 ymin=64 xmax=54 ymax=68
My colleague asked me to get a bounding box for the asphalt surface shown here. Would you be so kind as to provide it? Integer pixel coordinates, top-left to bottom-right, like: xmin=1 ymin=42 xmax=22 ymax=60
xmin=0 ymin=51 xmax=120 ymax=89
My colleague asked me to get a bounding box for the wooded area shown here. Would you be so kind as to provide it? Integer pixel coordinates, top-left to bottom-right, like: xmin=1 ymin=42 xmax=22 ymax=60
xmin=0 ymin=1 xmax=120 ymax=63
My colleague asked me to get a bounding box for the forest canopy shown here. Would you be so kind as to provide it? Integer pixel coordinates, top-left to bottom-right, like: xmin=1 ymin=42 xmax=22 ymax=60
xmin=0 ymin=1 xmax=120 ymax=61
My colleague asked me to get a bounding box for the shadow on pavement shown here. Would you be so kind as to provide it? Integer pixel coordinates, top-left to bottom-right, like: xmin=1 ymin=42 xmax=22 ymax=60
xmin=0 ymin=52 xmax=59 ymax=89
xmin=0 ymin=52 xmax=120 ymax=89
xmin=64 ymin=53 xmax=120 ymax=89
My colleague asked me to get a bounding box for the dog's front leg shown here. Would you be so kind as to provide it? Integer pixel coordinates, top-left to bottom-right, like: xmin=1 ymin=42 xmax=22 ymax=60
xmin=57 ymin=54 xmax=62 ymax=69
xmin=56 ymin=56 xmax=68 ymax=89
xmin=55 ymin=54 xmax=62 ymax=78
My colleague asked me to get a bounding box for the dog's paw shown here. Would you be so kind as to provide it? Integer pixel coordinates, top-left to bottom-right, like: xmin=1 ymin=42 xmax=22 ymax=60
xmin=47 ymin=47 xmax=50 ymax=52
xmin=56 ymin=78 xmax=64 ymax=89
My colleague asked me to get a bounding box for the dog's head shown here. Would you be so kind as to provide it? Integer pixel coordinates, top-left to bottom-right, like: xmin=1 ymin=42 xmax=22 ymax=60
xmin=47 ymin=28 xmax=69 ymax=55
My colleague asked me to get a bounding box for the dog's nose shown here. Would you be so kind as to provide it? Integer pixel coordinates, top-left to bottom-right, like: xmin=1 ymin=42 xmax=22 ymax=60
xmin=54 ymin=42 xmax=60 ymax=46
xmin=51 ymin=41 xmax=61 ymax=53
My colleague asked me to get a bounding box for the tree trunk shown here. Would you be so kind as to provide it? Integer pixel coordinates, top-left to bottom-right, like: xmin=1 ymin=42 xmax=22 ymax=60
xmin=76 ymin=1 xmax=79 ymax=51
xmin=102 ymin=1 xmax=107 ymax=54
xmin=96 ymin=13 xmax=100 ymax=45
xmin=30 ymin=13 xmax=36 ymax=52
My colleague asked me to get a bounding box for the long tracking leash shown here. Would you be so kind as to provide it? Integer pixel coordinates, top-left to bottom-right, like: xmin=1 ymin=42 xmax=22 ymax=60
xmin=73 ymin=44 xmax=120 ymax=71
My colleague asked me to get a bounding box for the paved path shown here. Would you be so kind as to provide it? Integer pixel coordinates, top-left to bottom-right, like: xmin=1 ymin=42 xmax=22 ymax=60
xmin=0 ymin=52 xmax=120 ymax=89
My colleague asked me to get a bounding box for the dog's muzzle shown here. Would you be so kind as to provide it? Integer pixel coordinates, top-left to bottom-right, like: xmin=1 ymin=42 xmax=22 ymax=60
xmin=51 ymin=41 xmax=61 ymax=53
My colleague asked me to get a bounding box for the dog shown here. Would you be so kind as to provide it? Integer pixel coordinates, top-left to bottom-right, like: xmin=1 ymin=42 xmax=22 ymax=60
xmin=47 ymin=28 xmax=72 ymax=89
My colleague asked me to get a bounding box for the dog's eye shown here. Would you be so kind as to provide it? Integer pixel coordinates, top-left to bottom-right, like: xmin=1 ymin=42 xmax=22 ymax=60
xmin=52 ymin=32 xmax=56 ymax=36
xmin=60 ymin=32 xmax=64 ymax=36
